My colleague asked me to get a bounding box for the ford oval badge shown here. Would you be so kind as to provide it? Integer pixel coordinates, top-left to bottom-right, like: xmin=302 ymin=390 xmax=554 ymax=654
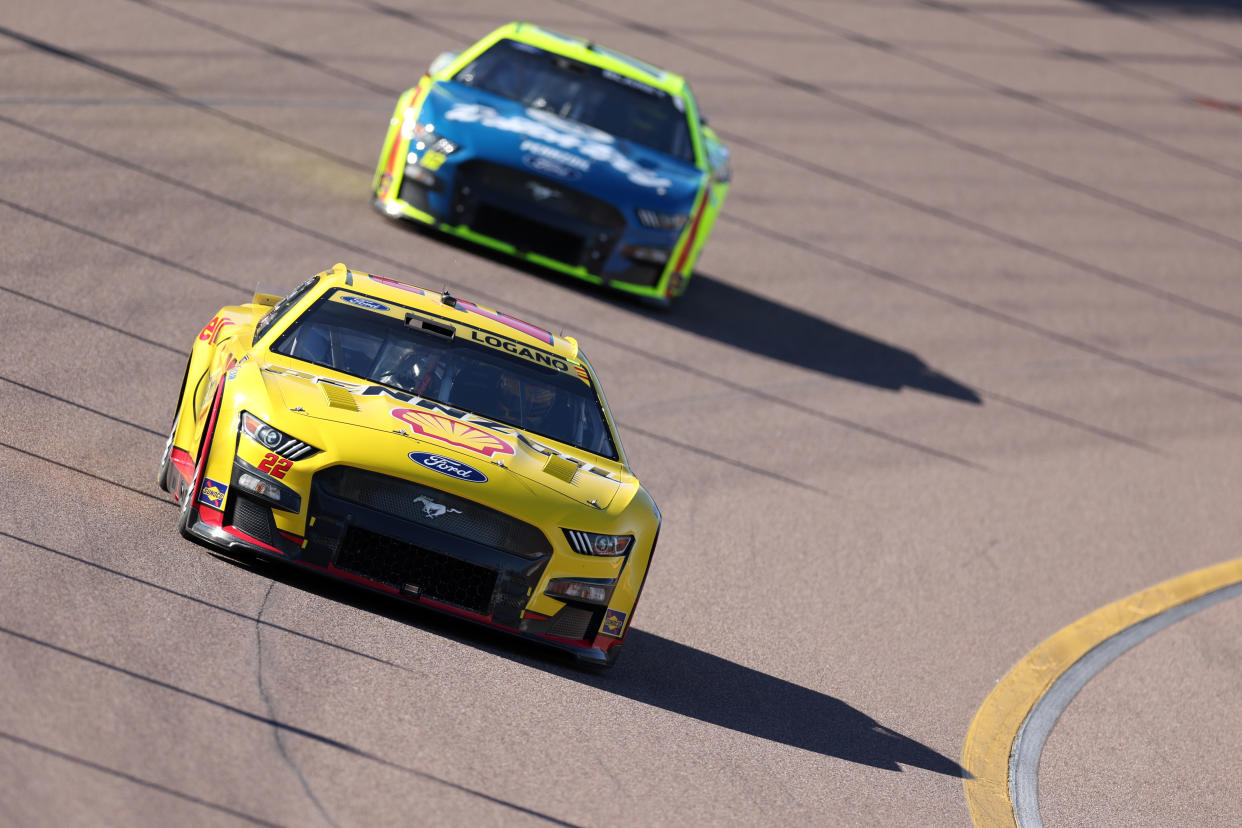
xmin=408 ymin=452 xmax=488 ymax=483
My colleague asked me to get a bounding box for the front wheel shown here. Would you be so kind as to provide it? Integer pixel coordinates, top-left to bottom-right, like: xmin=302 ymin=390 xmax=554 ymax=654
xmin=159 ymin=358 xmax=193 ymax=493
xmin=156 ymin=406 xmax=180 ymax=494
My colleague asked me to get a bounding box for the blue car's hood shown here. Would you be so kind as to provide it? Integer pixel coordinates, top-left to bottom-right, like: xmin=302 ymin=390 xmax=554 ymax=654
xmin=425 ymin=82 xmax=702 ymax=207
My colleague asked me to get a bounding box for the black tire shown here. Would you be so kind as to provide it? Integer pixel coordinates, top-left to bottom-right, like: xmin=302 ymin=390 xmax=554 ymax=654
xmin=158 ymin=358 xmax=193 ymax=493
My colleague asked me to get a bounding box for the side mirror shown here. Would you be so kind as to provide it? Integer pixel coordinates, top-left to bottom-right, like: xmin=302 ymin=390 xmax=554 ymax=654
xmin=252 ymin=288 xmax=282 ymax=307
xmin=428 ymin=50 xmax=460 ymax=76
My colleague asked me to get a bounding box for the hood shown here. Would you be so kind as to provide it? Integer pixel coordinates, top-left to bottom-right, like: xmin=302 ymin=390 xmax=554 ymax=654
xmin=424 ymin=82 xmax=702 ymax=206
xmin=262 ymin=364 xmax=627 ymax=511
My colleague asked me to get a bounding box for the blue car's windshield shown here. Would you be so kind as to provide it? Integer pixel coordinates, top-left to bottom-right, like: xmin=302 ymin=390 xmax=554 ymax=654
xmin=453 ymin=39 xmax=695 ymax=163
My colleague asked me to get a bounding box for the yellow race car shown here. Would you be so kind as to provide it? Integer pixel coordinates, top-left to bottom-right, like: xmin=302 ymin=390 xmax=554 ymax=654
xmin=159 ymin=264 xmax=658 ymax=666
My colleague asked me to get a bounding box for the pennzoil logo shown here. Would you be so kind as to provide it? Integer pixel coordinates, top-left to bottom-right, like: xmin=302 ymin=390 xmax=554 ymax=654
xmin=600 ymin=609 xmax=627 ymax=638
xmin=391 ymin=408 xmax=514 ymax=457
xmin=199 ymin=478 xmax=228 ymax=510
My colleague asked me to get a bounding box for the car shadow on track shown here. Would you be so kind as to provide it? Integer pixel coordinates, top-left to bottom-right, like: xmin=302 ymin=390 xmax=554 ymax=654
xmin=388 ymin=220 xmax=981 ymax=404
xmin=579 ymin=630 xmax=969 ymax=777
xmin=642 ymin=273 xmax=980 ymax=403
xmin=217 ymin=548 xmax=967 ymax=777
xmin=1075 ymin=0 xmax=1242 ymax=16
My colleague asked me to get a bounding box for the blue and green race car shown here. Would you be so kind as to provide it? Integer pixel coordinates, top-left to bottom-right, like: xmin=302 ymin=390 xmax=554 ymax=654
xmin=372 ymin=22 xmax=731 ymax=303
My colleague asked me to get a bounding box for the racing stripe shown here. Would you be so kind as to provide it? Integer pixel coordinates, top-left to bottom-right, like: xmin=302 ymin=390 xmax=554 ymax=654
xmin=671 ymin=186 xmax=710 ymax=276
xmin=190 ymin=360 xmax=234 ymax=506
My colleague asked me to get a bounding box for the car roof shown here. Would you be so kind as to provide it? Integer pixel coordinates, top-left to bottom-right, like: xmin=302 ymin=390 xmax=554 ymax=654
xmin=484 ymin=21 xmax=689 ymax=99
xmin=317 ymin=264 xmax=580 ymax=361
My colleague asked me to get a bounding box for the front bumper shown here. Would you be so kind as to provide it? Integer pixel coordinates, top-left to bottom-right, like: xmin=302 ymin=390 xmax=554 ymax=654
xmin=374 ymin=156 xmax=689 ymax=301
xmin=178 ymin=458 xmax=625 ymax=666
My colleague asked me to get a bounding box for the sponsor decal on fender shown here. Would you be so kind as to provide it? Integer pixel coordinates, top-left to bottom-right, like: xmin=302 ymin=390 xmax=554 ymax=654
xmin=600 ymin=608 xmax=628 ymax=638
xmin=409 ymin=452 xmax=488 ymax=483
xmin=199 ymin=478 xmax=228 ymax=509
xmin=391 ymin=408 xmax=514 ymax=457
xmin=199 ymin=315 xmax=233 ymax=342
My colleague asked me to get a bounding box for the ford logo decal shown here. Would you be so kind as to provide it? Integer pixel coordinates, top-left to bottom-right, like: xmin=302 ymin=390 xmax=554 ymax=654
xmin=522 ymin=154 xmax=581 ymax=180
xmin=408 ymin=452 xmax=488 ymax=483
xmin=341 ymin=295 xmax=389 ymax=311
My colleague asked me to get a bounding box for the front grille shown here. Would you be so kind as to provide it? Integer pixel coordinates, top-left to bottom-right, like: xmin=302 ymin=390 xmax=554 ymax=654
xmin=335 ymin=526 xmax=497 ymax=615
xmin=231 ymin=495 xmax=274 ymax=545
xmin=472 ymin=205 xmax=584 ymax=263
xmin=316 ymin=467 xmax=552 ymax=559
xmin=546 ymin=605 xmax=597 ymax=640
xmin=398 ymin=177 xmax=431 ymax=213
xmin=458 ymin=161 xmax=626 ymax=229
xmin=612 ymin=261 xmax=664 ymax=288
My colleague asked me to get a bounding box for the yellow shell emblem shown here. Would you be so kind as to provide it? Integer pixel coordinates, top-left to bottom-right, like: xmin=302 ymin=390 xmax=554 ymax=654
xmin=391 ymin=408 xmax=513 ymax=458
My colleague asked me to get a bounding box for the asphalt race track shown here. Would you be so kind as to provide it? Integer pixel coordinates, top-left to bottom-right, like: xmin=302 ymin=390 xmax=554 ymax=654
xmin=3 ymin=0 xmax=1242 ymax=825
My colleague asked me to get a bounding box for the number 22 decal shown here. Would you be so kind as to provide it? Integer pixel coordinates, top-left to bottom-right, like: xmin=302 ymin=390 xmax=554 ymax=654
xmin=258 ymin=453 xmax=293 ymax=478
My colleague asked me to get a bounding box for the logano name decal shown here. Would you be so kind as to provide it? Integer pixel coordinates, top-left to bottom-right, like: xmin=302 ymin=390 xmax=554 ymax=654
xmin=468 ymin=330 xmax=569 ymax=372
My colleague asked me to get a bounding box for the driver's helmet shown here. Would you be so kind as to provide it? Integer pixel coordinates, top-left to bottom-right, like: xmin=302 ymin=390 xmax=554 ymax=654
xmin=498 ymin=375 xmax=557 ymax=426
xmin=630 ymin=100 xmax=667 ymax=139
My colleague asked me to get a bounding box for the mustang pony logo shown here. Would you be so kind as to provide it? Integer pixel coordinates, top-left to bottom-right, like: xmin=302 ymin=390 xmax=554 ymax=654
xmin=525 ymin=181 xmax=562 ymax=201
xmin=600 ymin=609 xmax=627 ymax=637
xmin=412 ymin=495 xmax=462 ymax=519
xmin=391 ymin=408 xmax=514 ymax=457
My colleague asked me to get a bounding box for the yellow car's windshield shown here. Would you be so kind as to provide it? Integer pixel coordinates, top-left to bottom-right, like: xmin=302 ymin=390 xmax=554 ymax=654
xmin=271 ymin=291 xmax=618 ymax=460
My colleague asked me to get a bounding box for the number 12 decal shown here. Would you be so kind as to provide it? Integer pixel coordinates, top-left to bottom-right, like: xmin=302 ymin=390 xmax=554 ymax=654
xmin=258 ymin=453 xmax=293 ymax=478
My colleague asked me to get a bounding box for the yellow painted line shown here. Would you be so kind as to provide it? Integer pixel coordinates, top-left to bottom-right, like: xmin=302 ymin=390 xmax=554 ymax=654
xmin=961 ymin=555 xmax=1242 ymax=827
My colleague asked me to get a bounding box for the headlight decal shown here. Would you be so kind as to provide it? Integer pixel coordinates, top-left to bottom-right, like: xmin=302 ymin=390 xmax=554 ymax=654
xmin=635 ymin=208 xmax=689 ymax=231
xmin=563 ymin=529 xmax=633 ymax=557
xmin=240 ymin=412 xmax=320 ymax=460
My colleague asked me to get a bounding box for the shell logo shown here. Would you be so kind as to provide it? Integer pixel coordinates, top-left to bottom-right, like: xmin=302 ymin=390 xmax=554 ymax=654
xmin=391 ymin=408 xmax=514 ymax=457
